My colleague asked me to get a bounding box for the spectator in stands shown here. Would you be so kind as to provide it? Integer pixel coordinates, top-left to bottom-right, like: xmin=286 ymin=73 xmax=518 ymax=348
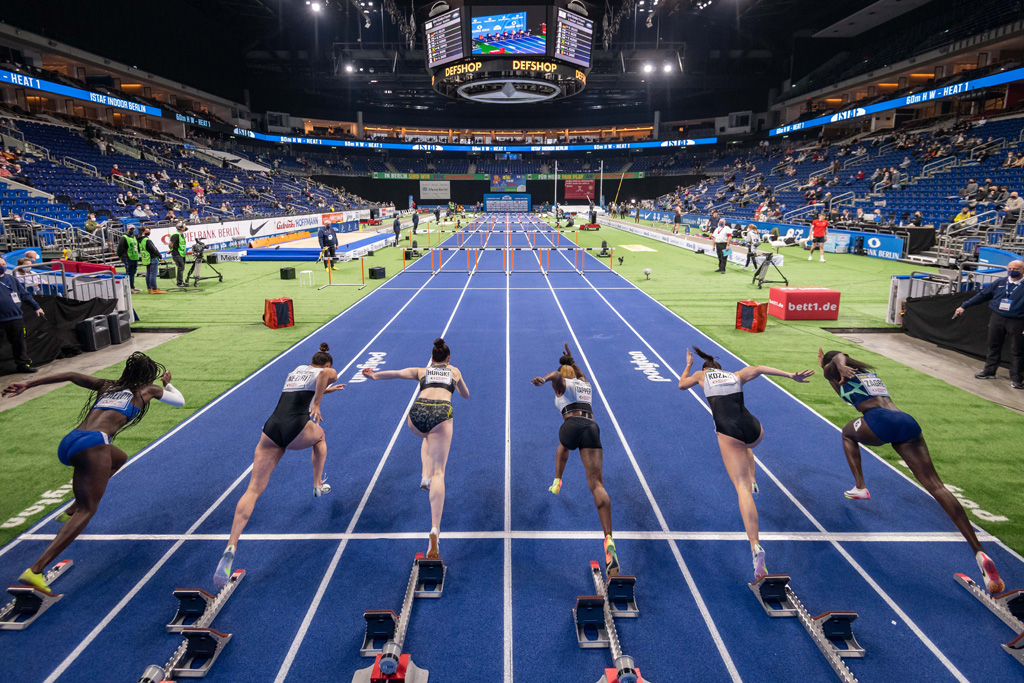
xmin=96 ymin=139 xmax=107 ymax=155
xmin=188 ymin=209 xmax=201 ymax=224
xmin=891 ymin=168 xmax=902 ymax=190
xmin=954 ymin=260 xmax=1024 ymax=390
xmin=116 ymin=226 xmax=142 ymax=294
xmin=0 ymin=258 xmax=44 ymax=373
xmin=133 ymin=205 xmax=147 ymax=219
xmin=960 ymin=179 xmax=979 ymax=199
xmin=14 ymin=258 xmax=41 ymax=296
xmin=151 ymin=181 xmax=165 ymax=199
xmin=125 ymin=191 xmax=139 ymax=206
xmin=139 ymin=227 xmax=165 ymax=294
xmin=142 ymin=205 xmax=157 ymax=220
xmin=900 ymin=156 xmax=912 ymax=169
xmin=1005 ymin=192 xmax=1024 ymax=223
xmin=867 ymin=209 xmax=883 ymax=223
xmin=110 ymin=164 xmax=124 ymax=179
xmin=909 ymin=211 xmax=925 ymax=227
xmin=115 ymin=193 xmax=127 ymax=208
xmin=953 ymin=206 xmax=974 ymax=225
xmin=83 ymin=213 xmax=106 ymax=235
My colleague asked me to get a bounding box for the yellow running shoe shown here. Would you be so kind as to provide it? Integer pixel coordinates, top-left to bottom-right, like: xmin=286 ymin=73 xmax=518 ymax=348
xmin=604 ymin=535 xmax=620 ymax=577
xmin=18 ymin=568 xmax=51 ymax=593
xmin=56 ymin=512 xmax=71 ymax=523
xmin=548 ymin=478 xmax=562 ymax=495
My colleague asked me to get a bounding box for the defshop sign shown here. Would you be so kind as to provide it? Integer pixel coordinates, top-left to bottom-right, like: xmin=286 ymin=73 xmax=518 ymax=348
xmin=768 ymin=287 xmax=841 ymax=321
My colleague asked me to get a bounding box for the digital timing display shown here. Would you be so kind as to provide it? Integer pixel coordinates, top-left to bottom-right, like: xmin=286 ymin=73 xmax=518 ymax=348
xmin=555 ymin=8 xmax=593 ymax=68
xmin=471 ymin=6 xmax=547 ymax=56
xmin=425 ymin=8 xmax=465 ymax=68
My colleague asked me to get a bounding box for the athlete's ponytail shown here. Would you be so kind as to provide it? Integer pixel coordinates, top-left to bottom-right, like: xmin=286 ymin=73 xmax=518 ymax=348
xmin=312 ymin=342 xmax=333 ymax=367
xmin=692 ymin=345 xmax=721 ymax=370
xmin=432 ymin=337 xmax=450 ymax=363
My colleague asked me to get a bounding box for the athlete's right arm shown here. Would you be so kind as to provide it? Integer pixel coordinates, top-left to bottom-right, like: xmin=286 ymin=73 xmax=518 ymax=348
xmin=361 ymin=367 xmax=420 ymax=381
xmin=2 ymin=372 xmax=105 ymax=397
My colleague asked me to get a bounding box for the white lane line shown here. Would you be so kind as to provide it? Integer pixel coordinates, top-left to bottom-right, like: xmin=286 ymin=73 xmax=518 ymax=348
xmin=545 ymin=248 xmax=970 ymax=683
xmin=503 ymin=242 xmax=514 ymax=683
xmin=531 ymin=246 xmax=743 ymax=683
xmin=42 ymin=466 xmax=254 ymax=683
xmin=20 ymin=531 xmax=985 ymax=542
xmin=273 ymin=230 xmax=480 ymax=683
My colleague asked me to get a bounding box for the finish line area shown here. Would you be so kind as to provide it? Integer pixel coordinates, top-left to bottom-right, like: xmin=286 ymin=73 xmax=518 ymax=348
xmin=1 ymin=213 xmax=1022 ymax=682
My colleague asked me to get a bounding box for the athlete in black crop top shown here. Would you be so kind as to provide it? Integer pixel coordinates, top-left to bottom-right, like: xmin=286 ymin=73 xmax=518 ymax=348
xmin=679 ymin=346 xmax=813 ymax=582
xmin=362 ymin=337 xmax=469 ymax=560
xmin=819 ymin=348 xmax=1004 ymax=594
xmin=2 ymin=352 xmax=182 ymax=593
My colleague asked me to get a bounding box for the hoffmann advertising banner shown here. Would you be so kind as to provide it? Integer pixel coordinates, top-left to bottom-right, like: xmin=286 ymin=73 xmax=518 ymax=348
xmin=149 ymin=211 xmax=363 ymax=255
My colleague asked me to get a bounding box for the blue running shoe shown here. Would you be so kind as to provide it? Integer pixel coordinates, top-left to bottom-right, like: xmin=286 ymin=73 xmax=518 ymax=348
xmin=214 ymin=546 xmax=235 ymax=590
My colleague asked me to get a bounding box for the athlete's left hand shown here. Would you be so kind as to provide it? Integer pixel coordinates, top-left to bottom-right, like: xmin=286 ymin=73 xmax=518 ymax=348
xmin=325 ymin=384 xmax=346 ymax=393
xmin=790 ymin=369 xmax=814 ymax=383
xmin=2 ymin=382 xmax=28 ymax=397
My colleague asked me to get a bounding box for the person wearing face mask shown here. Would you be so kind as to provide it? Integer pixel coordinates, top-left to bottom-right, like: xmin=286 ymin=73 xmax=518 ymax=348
xmin=0 ymin=258 xmax=45 ymax=374
xmin=954 ymin=259 xmax=1024 ymax=389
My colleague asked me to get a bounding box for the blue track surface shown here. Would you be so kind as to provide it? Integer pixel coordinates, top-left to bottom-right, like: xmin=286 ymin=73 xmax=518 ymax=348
xmin=1 ymin=213 xmax=1022 ymax=682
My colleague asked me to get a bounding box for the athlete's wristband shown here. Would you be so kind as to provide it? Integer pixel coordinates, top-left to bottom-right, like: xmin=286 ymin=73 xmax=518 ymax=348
xmin=157 ymin=382 xmax=185 ymax=407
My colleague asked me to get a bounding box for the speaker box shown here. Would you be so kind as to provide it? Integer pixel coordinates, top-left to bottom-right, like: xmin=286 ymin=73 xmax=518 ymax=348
xmin=106 ymin=310 xmax=133 ymax=345
xmin=280 ymin=267 xmax=296 ymax=280
xmin=77 ymin=314 xmax=111 ymax=352
xmin=369 ymin=266 xmax=386 ymax=279
xmin=159 ymin=265 xmax=172 ymax=279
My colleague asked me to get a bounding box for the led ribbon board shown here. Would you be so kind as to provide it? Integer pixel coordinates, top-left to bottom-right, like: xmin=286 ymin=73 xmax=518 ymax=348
xmin=0 ymin=69 xmax=163 ymax=117
xmin=770 ymin=65 xmax=1024 ymax=136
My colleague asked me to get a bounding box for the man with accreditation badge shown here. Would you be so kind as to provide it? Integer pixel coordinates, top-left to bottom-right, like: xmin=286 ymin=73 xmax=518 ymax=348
xmin=953 ymin=259 xmax=1024 ymax=389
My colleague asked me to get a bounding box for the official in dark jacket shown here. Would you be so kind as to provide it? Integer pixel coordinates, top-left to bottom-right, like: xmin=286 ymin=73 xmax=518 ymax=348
xmin=0 ymin=258 xmax=45 ymax=373
xmin=318 ymin=222 xmax=339 ymax=270
xmin=954 ymin=259 xmax=1024 ymax=389
xmin=411 ymin=210 xmax=419 ymax=235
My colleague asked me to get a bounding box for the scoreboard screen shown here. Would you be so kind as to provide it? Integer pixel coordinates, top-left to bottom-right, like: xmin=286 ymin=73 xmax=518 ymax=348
xmin=471 ymin=6 xmax=548 ymax=56
xmin=554 ymin=7 xmax=593 ymax=68
xmin=425 ymin=8 xmax=465 ymax=68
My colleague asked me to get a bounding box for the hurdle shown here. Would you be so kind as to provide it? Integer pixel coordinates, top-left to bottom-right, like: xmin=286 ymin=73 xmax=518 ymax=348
xmin=136 ymin=569 xmax=246 ymax=682
xmin=320 ymin=257 xmax=367 ymax=290
xmin=0 ymin=559 xmax=73 ymax=630
xmin=352 ymin=553 xmax=444 ymax=682
xmin=749 ymin=575 xmax=863 ymax=682
xmin=954 ymin=573 xmax=1024 ymax=666
xmin=573 ymin=561 xmax=650 ymax=683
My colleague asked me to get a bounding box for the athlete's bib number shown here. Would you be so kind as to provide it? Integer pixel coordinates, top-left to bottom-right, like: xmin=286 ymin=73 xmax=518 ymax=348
xmin=95 ymin=391 xmax=133 ymax=411
xmin=284 ymin=371 xmax=314 ymax=391
xmin=426 ymin=367 xmax=452 ymax=385
xmin=858 ymin=373 xmax=889 ymax=397
xmin=574 ymin=382 xmax=592 ymax=404
xmin=704 ymin=370 xmax=737 ymax=388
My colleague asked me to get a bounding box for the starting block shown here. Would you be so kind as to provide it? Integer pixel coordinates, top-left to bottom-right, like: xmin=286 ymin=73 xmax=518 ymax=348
xmin=0 ymin=559 xmax=73 ymax=631
xmin=413 ymin=554 xmax=445 ymax=598
xmin=954 ymin=573 xmax=1024 ymax=666
xmin=606 ymin=575 xmax=639 ymax=618
xmin=136 ymin=569 xmax=245 ymax=682
xmin=749 ymin=574 xmax=862 ymax=681
xmin=362 ymin=610 xmax=399 ymax=656
xmin=574 ymin=595 xmax=610 ymax=648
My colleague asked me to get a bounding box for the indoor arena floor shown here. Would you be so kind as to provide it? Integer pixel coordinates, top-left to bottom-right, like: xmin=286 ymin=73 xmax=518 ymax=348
xmin=0 ymin=214 xmax=1021 ymax=683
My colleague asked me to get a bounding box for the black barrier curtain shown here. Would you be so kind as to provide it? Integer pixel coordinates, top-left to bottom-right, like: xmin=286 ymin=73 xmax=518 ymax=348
xmin=0 ymin=295 xmax=118 ymax=375
xmin=902 ymin=292 xmax=1012 ymax=365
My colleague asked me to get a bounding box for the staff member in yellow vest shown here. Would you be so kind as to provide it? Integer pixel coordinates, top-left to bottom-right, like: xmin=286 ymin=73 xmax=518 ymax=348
xmin=139 ymin=227 xmax=166 ymax=295
xmin=169 ymin=222 xmax=188 ymax=287
xmin=116 ymin=226 xmax=142 ymax=294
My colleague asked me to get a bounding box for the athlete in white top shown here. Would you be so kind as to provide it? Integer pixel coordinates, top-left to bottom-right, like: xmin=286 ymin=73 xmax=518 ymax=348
xmin=362 ymin=337 xmax=469 ymax=559
xmin=214 ymin=342 xmax=344 ymax=588
xmin=679 ymin=345 xmax=812 ymax=581
xmin=532 ymin=343 xmax=620 ymax=576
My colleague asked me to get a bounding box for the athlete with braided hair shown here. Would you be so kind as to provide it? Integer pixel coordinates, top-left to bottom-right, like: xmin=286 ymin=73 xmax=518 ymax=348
xmin=2 ymin=352 xmax=185 ymax=592
xmin=679 ymin=345 xmax=813 ymax=581
xmin=532 ymin=344 xmax=620 ymax=577
xmin=819 ymin=348 xmax=1004 ymax=594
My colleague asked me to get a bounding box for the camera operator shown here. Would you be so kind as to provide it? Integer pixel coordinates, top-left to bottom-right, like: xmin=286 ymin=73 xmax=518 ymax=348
xmin=169 ymin=222 xmax=189 ymax=287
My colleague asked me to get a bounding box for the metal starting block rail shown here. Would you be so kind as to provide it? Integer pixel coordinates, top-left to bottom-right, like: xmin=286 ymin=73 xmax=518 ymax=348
xmin=0 ymin=559 xmax=73 ymax=631
xmin=573 ymin=561 xmax=650 ymax=683
xmin=750 ymin=575 xmax=863 ymax=682
xmin=353 ymin=553 xmax=444 ymax=682
xmin=136 ymin=569 xmax=245 ymax=682
xmin=954 ymin=573 xmax=1024 ymax=666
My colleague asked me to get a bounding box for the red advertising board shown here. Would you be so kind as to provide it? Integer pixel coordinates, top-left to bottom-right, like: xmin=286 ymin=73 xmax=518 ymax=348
xmin=564 ymin=179 xmax=595 ymax=200
xmin=768 ymin=287 xmax=841 ymax=320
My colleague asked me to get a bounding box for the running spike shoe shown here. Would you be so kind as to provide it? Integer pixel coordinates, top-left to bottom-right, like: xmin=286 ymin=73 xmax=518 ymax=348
xmin=315 ymin=473 xmax=331 ymax=497
xmin=56 ymin=512 xmax=72 ymax=523
xmin=751 ymin=481 xmax=759 ymax=497
xmin=844 ymin=487 xmax=870 ymax=500
xmin=752 ymin=544 xmax=768 ymax=582
xmin=604 ymin=535 xmax=620 ymax=577
xmin=977 ymin=551 xmax=1005 ymax=594
xmin=548 ymin=478 xmax=562 ymax=495
xmin=420 ymin=476 xmax=431 ymax=492
xmin=427 ymin=527 xmax=440 ymax=559
xmin=213 ymin=546 xmax=235 ymax=590
xmin=18 ymin=568 xmax=51 ymax=593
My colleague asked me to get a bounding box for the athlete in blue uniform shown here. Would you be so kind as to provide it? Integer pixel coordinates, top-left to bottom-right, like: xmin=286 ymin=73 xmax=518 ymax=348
xmin=532 ymin=344 xmax=619 ymax=576
xmin=362 ymin=338 xmax=469 ymax=559
xmin=2 ymin=352 xmax=184 ymax=592
xmin=215 ymin=342 xmax=343 ymax=588
xmin=680 ymin=346 xmax=813 ymax=581
xmin=819 ymin=348 xmax=1004 ymax=594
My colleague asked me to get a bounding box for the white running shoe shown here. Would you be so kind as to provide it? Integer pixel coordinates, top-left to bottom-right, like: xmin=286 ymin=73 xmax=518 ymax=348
xmin=752 ymin=544 xmax=767 ymax=581
xmin=420 ymin=476 xmax=431 ymax=491
xmin=314 ymin=473 xmax=330 ymax=497
xmin=427 ymin=527 xmax=440 ymax=559
xmin=844 ymin=486 xmax=870 ymax=500
xmin=214 ymin=546 xmax=235 ymax=589
xmin=808 ymin=254 xmax=813 ymax=261
xmin=820 ymin=257 xmax=826 ymax=262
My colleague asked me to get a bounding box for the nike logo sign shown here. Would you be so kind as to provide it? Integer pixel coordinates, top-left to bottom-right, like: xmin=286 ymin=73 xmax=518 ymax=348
xmin=250 ymin=220 xmax=269 ymax=236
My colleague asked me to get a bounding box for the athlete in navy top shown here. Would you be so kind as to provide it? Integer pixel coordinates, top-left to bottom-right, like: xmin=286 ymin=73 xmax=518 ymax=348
xmin=819 ymin=348 xmax=1004 ymax=593
xmin=1 ymin=352 xmax=184 ymax=593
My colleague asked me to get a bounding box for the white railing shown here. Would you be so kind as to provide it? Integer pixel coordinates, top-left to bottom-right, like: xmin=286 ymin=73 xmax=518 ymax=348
xmin=774 ymin=178 xmax=800 ymax=192
xmin=23 ymin=211 xmax=74 ymax=230
xmin=166 ymin=191 xmax=191 ymax=208
xmin=113 ymin=174 xmax=145 ymax=192
xmin=145 ymin=153 xmax=173 ymax=168
xmin=25 ymin=141 xmax=51 ymax=160
xmin=921 ymin=156 xmax=957 ymax=177
xmin=110 ymin=140 xmax=141 ymax=159
xmin=969 ymin=137 xmax=1005 ymax=160
xmin=783 ymin=203 xmax=824 ymax=221
xmin=64 ymin=156 xmax=98 ymax=177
